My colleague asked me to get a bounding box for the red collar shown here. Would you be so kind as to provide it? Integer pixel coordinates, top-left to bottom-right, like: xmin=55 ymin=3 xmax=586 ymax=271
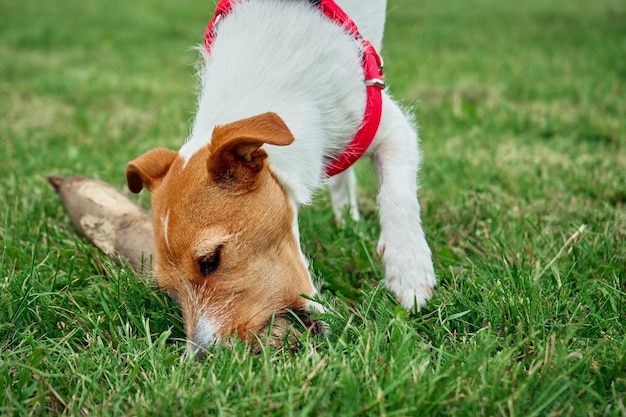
xmin=204 ymin=0 xmax=385 ymax=177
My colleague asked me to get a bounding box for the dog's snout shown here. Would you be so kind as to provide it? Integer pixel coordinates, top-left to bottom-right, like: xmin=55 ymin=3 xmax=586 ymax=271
xmin=187 ymin=339 xmax=217 ymax=361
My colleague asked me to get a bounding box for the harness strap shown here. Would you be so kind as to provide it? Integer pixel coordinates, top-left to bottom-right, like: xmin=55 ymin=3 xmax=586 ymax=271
xmin=204 ymin=0 xmax=385 ymax=177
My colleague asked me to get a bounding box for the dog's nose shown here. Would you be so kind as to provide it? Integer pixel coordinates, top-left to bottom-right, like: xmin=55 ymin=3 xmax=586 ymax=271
xmin=194 ymin=347 xmax=207 ymax=361
xmin=187 ymin=342 xmax=210 ymax=361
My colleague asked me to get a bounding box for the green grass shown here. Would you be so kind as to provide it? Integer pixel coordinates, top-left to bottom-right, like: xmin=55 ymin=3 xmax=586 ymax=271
xmin=1 ymin=0 xmax=625 ymax=415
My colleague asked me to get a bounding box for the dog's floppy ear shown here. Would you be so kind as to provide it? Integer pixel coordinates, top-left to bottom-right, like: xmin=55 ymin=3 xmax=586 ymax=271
xmin=126 ymin=148 xmax=178 ymax=193
xmin=207 ymin=112 xmax=294 ymax=193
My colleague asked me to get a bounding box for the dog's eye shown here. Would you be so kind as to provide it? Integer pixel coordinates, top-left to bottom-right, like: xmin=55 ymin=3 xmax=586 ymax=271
xmin=198 ymin=245 xmax=222 ymax=276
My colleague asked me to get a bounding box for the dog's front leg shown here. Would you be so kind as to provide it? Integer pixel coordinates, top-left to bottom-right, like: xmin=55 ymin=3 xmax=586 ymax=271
xmin=329 ymin=167 xmax=360 ymax=225
xmin=372 ymin=97 xmax=436 ymax=311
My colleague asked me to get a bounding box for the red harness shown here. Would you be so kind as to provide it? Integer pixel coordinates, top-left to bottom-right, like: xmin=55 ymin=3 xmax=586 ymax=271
xmin=203 ymin=0 xmax=385 ymax=177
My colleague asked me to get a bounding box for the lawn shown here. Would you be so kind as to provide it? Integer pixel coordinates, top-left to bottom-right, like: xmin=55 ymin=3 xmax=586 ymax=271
xmin=1 ymin=0 xmax=625 ymax=415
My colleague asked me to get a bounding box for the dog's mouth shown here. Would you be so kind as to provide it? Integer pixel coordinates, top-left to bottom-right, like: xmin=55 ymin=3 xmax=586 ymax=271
xmin=190 ymin=309 xmax=326 ymax=359
xmin=253 ymin=308 xmax=327 ymax=352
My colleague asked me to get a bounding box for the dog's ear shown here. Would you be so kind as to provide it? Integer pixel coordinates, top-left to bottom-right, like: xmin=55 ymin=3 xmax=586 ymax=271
xmin=207 ymin=112 xmax=294 ymax=193
xmin=126 ymin=148 xmax=178 ymax=193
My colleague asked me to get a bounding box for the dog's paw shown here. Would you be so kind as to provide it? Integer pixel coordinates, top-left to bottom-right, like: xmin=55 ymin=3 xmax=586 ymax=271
xmin=378 ymin=240 xmax=436 ymax=312
xmin=386 ymin=279 xmax=435 ymax=311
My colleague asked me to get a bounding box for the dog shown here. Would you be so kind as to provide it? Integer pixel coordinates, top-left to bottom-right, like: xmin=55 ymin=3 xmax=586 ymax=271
xmin=126 ymin=0 xmax=435 ymax=354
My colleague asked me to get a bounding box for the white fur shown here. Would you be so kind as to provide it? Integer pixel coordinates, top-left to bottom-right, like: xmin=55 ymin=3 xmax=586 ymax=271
xmin=195 ymin=316 xmax=220 ymax=346
xmin=161 ymin=210 xmax=172 ymax=257
xmin=180 ymin=0 xmax=436 ymax=311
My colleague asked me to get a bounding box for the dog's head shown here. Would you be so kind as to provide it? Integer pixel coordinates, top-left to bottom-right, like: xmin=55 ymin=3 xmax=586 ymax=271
xmin=126 ymin=112 xmax=319 ymax=353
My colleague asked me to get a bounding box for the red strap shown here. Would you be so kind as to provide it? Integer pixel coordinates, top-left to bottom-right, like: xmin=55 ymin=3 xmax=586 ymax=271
xmin=204 ymin=0 xmax=385 ymax=177
xmin=204 ymin=0 xmax=233 ymax=52
xmin=317 ymin=0 xmax=359 ymax=39
xmin=324 ymin=39 xmax=384 ymax=177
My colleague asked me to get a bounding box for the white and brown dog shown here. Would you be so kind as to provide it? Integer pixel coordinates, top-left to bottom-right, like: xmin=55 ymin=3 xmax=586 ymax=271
xmin=126 ymin=0 xmax=435 ymax=353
